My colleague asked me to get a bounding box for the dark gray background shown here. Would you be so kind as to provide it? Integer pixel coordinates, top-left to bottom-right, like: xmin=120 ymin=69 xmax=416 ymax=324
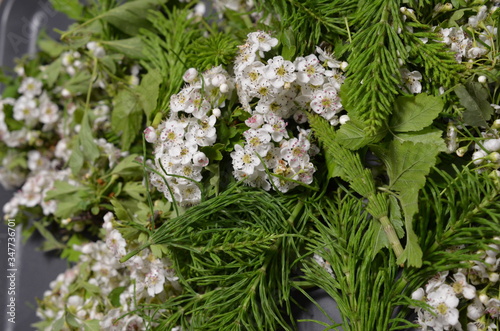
xmin=0 ymin=0 xmax=71 ymax=330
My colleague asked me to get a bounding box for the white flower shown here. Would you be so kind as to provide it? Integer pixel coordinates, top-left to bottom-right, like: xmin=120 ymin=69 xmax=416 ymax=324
xmin=310 ymin=86 xmax=342 ymax=119
xmin=244 ymin=128 xmax=272 ymax=155
xmin=264 ymin=56 xmax=296 ymax=88
xmin=106 ymin=230 xmax=127 ymax=258
xmin=280 ymin=135 xmax=311 ymax=168
xmin=86 ymin=41 xmax=106 ymax=58
xmin=144 ymin=267 xmax=166 ymax=297
xmin=13 ymin=96 xmax=39 ymax=123
xmin=426 ymin=284 xmax=460 ymax=328
xmin=262 ymin=114 xmax=288 ymax=143
xmin=231 ymin=144 xmax=261 ymax=175
xmin=400 ymin=68 xmax=422 ymax=94
xmin=452 ymin=272 xmax=476 ymax=299
xmin=18 ymin=77 xmax=42 ymax=98
xmin=295 ymin=54 xmax=325 ymax=86
xmin=247 ymin=31 xmax=278 ymax=56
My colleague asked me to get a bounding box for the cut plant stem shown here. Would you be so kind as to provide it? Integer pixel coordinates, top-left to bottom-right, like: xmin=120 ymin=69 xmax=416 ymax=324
xmin=379 ymin=215 xmax=404 ymax=260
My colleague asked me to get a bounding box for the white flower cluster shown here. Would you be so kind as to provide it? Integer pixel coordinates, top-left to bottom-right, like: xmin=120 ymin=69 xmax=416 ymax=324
xmin=411 ymin=241 xmax=500 ymax=331
xmin=2 ymin=166 xmax=73 ymax=220
xmin=37 ymin=212 xmax=181 ymax=331
xmin=436 ymin=5 xmax=497 ymax=63
xmin=145 ymin=66 xmax=233 ymax=206
xmin=231 ymin=31 xmax=348 ymax=192
xmin=471 ymin=127 xmax=500 ymax=171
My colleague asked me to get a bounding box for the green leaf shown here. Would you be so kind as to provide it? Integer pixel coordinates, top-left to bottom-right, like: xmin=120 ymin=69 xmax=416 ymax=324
xmin=102 ymin=37 xmax=146 ymax=60
xmin=65 ymin=312 xmax=81 ymax=328
xmin=371 ymin=221 xmax=389 ymax=258
xmin=111 ymin=89 xmax=142 ymax=151
xmin=49 ymin=0 xmax=83 ymax=20
xmin=325 ymin=150 xmax=344 ymax=179
xmin=64 ymin=69 xmax=92 ymax=95
xmin=54 ymin=200 xmax=83 ymax=219
xmin=137 ymin=68 xmax=162 ymax=120
xmin=336 ymin=118 xmax=387 ymax=150
xmin=68 ymin=146 xmax=84 ymax=175
xmin=32 ymin=222 xmax=65 ymax=251
xmin=455 ymin=82 xmax=493 ymax=127
xmin=38 ymin=37 xmax=66 ymax=58
xmin=79 ymin=115 xmax=100 ymax=163
xmin=376 ymin=140 xmax=440 ymax=267
xmin=81 ymin=282 xmax=101 ymax=294
xmin=108 ymin=287 xmax=126 ymax=308
xmin=43 ymin=58 xmax=63 ymax=88
xmin=395 ymin=128 xmax=447 ymax=152
xmin=45 ymin=181 xmax=83 ymax=200
xmin=52 ymin=315 xmax=65 ymax=331
xmin=60 ymin=234 xmax=85 ymax=262
xmin=111 ymin=199 xmax=131 ymax=222
xmin=150 ymin=244 xmax=164 ymax=258
xmin=123 ymin=182 xmax=147 ymax=201
xmin=390 ymin=94 xmax=444 ymax=132
xmin=99 ymin=0 xmax=168 ymax=36
xmin=201 ymin=143 xmax=225 ymax=161
xmin=111 ymin=154 xmax=141 ymax=177
xmin=82 ymin=320 xmax=101 ymax=331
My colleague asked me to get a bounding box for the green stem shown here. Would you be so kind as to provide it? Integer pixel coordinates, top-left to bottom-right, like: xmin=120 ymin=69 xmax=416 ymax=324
xmin=287 ymin=200 xmax=305 ymax=227
xmin=379 ymin=215 xmax=404 ymax=259
xmin=119 ymin=242 xmax=151 ymax=263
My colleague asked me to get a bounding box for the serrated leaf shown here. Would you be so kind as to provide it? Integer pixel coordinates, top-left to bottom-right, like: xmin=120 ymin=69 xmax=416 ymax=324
xmin=371 ymin=221 xmax=389 ymax=258
xmin=68 ymin=146 xmax=84 ymax=175
xmin=45 ymin=181 xmax=83 ymax=200
xmin=38 ymin=37 xmax=66 ymax=58
xmin=49 ymin=0 xmax=83 ymax=20
xmin=336 ymin=119 xmax=386 ymax=149
xmin=79 ymin=115 xmax=100 ymax=163
xmin=99 ymin=0 xmax=168 ymax=36
xmin=123 ymin=182 xmax=147 ymax=201
xmin=138 ymin=68 xmax=162 ymax=120
xmin=102 ymin=37 xmax=146 ymax=59
xmin=111 ymin=89 xmax=142 ymax=151
xmin=111 ymin=154 xmax=141 ymax=177
xmin=395 ymin=128 xmax=447 ymax=152
xmin=397 ymin=229 xmax=422 ymax=267
xmin=325 ymin=150 xmax=344 ymax=179
xmin=110 ymin=199 xmax=131 ymax=222
xmin=455 ymin=83 xmax=493 ymax=127
xmin=388 ymin=195 xmax=404 ymax=238
xmin=43 ymin=58 xmax=62 ymax=88
xmin=390 ymin=94 xmax=444 ymax=132
xmin=376 ymin=140 xmax=440 ymax=266
xmin=66 ymin=312 xmax=81 ymax=328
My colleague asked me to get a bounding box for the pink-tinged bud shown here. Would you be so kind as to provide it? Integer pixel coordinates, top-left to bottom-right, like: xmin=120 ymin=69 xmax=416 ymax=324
xmin=144 ymin=126 xmax=157 ymax=143
xmin=183 ymin=68 xmax=198 ymax=83
xmin=193 ymin=151 xmax=209 ymax=167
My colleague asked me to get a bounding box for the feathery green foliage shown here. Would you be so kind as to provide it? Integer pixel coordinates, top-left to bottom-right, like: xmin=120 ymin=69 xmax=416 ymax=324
xmin=140 ymin=6 xmax=201 ymax=113
xmin=253 ymin=0 xmax=355 ymax=55
xmin=135 ymin=185 xmax=312 ymax=330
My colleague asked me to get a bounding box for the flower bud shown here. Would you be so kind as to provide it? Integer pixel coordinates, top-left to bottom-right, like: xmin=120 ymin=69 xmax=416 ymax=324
xmin=144 ymin=126 xmax=157 ymax=143
xmin=339 ymin=114 xmax=350 ymax=125
xmin=489 ymin=272 xmax=499 ymax=282
xmin=212 ymin=108 xmax=221 ymax=117
xmin=479 ymin=293 xmax=489 ymax=304
xmin=183 ymin=68 xmax=198 ymax=83
xmin=478 ymin=75 xmax=487 ymax=83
